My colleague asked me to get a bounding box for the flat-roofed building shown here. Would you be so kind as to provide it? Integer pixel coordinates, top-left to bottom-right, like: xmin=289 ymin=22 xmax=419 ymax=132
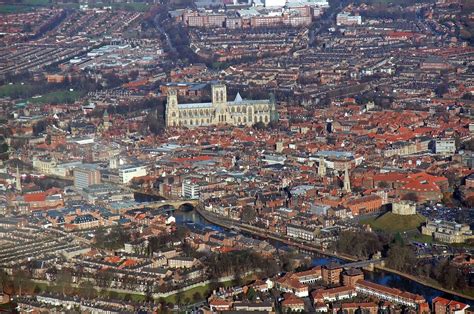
xmin=74 ymin=164 xmax=101 ymax=190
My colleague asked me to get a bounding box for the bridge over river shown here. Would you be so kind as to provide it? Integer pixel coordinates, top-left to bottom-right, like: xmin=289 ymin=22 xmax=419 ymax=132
xmin=130 ymin=191 xmax=199 ymax=213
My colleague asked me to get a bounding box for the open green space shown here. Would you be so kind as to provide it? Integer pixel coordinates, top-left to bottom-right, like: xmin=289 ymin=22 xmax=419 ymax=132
xmin=162 ymin=277 xmax=252 ymax=304
xmin=360 ymin=212 xmax=426 ymax=233
xmin=0 ymin=0 xmax=51 ymax=14
xmin=90 ymin=2 xmax=151 ymax=11
xmin=0 ymin=84 xmax=37 ymax=98
xmin=0 ymin=4 xmax=34 ymax=14
xmin=27 ymin=90 xmax=84 ymax=104
xmin=0 ymin=83 xmax=85 ymax=104
xmin=162 ymin=284 xmax=210 ymax=304
xmin=411 ymin=233 xmax=434 ymax=244
xmin=99 ymin=290 xmax=145 ymax=302
xmin=0 ymin=0 xmax=148 ymax=14
xmin=21 ymin=0 xmax=51 ymax=6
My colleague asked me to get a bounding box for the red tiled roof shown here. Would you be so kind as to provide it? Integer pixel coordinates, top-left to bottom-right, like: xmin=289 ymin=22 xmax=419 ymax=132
xmin=432 ymin=297 xmax=469 ymax=310
xmin=341 ymin=302 xmax=377 ymax=309
xmin=24 ymin=192 xmax=47 ymax=202
xmin=356 ymin=280 xmax=425 ymax=302
xmin=282 ymin=296 xmax=305 ymax=306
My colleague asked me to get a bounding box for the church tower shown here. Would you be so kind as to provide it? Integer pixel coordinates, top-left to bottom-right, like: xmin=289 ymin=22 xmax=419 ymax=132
xmin=318 ymin=156 xmax=326 ymax=177
xmin=211 ymin=84 xmax=229 ymax=124
xmin=103 ymin=109 xmax=110 ymax=131
xmin=269 ymin=93 xmax=279 ymax=122
xmin=212 ymin=84 xmax=227 ymax=104
xmin=166 ymin=89 xmax=179 ymax=127
xmin=15 ymin=165 xmax=22 ymax=193
xmin=343 ymin=165 xmax=351 ymax=193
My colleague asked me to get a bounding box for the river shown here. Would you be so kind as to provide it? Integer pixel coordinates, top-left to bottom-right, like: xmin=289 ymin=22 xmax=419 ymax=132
xmin=134 ymin=194 xmax=473 ymax=306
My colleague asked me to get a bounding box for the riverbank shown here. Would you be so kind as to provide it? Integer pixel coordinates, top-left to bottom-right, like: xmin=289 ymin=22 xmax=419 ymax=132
xmin=194 ymin=206 xmax=474 ymax=302
xmin=195 ymin=206 xmax=356 ymax=261
xmin=375 ymin=265 xmax=474 ymax=301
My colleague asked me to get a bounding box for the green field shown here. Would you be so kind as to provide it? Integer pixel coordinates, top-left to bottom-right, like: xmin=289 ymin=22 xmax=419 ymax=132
xmin=162 ymin=284 xmax=210 ymax=303
xmin=0 ymin=0 xmax=148 ymax=14
xmin=0 ymin=84 xmax=37 ymax=98
xmin=97 ymin=2 xmax=151 ymax=11
xmin=27 ymin=90 xmax=84 ymax=104
xmin=0 ymin=4 xmax=34 ymax=14
xmin=29 ymin=277 xmax=250 ymax=305
xmin=0 ymin=0 xmax=51 ymax=14
xmin=360 ymin=212 xmax=426 ymax=233
xmin=411 ymin=233 xmax=434 ymax=243
xmin=22 ymin=0 xmax=51 ymax=5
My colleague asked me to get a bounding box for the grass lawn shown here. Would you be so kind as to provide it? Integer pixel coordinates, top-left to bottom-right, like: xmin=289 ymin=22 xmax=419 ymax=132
xmin=410 ymin=233 xmax=434 ymax=244
xmin=100 ymin=290 xmax=145 ymax=302
xmin=27 ymin=90 xmax=84 ymax=104
xmin=0 ymin=4 xmax=34 ymax=13
xmin=0 ymin=0 xmax=146 ymax=14
xmin=162 ymin=284 xmax=210 ymax=303
xmin=22 ymin=0 xmax=51 ymax=6
xmin=162 ymin=275 xmax=256 ymax=304
xmin=28 ymin=275 xmax=257 ymax=305
xmin=457 ymin=288 xmax=474 ymax=298
xmin=0 ymin=84 xmax=37 ymax=98
xmin=0 ymin=0 xmax=52 ymax=14
xmin=360 ymin=212 xmax=426 ymax=233
xmin=33 ymin=281 xmax=146 ymax=302
xmin=87 ymin=2 xmax=150 ymax=11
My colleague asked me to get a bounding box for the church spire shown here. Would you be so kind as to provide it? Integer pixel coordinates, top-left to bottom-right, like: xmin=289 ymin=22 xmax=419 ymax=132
xmin=15 ymin=165 xmax=22 ymax=193
xmin=343 ymin=165 xmax=351 ymax=193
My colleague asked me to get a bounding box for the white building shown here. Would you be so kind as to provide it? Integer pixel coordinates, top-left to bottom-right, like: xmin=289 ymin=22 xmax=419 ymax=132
xmin=434 ymin=138 xmax=456 ymax=155
xmin=336 ymin=13 xmax=362 ymax=26
xmin=182 ymin=179 xmax=200 ymax=199
xmin=118 ymin=165 xmax=147 ymax=184
xmin=287 ymin=224 xmax=317 ymax=241
xmin=265 ymin=0 xmax=286 ymax=7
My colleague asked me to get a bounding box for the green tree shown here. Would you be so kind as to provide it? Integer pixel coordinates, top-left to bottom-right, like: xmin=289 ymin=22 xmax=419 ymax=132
xmin=252 ymin=121 xmax=266 ymax=130
xmin=56 ymin=269 xmax=73 ymax=295
xmin=109 ymin=290 xmax=119 ymax=299
xmin=0 ymin=136 xmax=9 ymax=161
xmin=386 ymin=244 xmax=416 ymax=273
xmin=175 ymin=290 xmax=184 ymax=306
xmin=123 ymin=293 xmax=132 ymax=301
xmin=78 ymin=280 xmax=97 ymax=299
xmin=246 ymin=287 xmax=256 ymax=301
xmin=12 ymin=269 xmax=30 ymax=296
xmin=192 ymin=291 xmax=202 ymax=302
xmin=241 ymin=207 xmax=257 ymax=224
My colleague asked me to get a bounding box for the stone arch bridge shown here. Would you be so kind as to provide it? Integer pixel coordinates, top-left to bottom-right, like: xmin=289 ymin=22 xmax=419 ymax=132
xmin=137 ymin=199 xmax=199 ymax=213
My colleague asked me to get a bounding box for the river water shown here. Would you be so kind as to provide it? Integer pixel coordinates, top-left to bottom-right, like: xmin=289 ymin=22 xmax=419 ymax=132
xmin=134 ymin=194 xmax=473 ymax=306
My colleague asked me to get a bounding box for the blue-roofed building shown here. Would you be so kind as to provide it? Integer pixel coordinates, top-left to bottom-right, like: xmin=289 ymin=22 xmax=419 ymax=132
xmin=66 ymin=214 xmax=99 ymax=230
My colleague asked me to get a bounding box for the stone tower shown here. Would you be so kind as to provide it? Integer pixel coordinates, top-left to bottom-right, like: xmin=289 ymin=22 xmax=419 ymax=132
xmin=103 ymin=109 xmax=110 ymax=130
xmin=212 ymin=84 xmax=227 ymax=104
xmin=269 ymin=93 xmax=279 ymax=122
xmin=212 ymin=84 xmax=230 ymax=124
xmin=318 ymin=156 xmax=326 ymax=177
xmin=165 ymin=89 xmax=179 ymax=127
xmin=15 ymin=165 xmax=21 ymax=193
xmin=343 ymin=165 xmax=351 ymax=193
